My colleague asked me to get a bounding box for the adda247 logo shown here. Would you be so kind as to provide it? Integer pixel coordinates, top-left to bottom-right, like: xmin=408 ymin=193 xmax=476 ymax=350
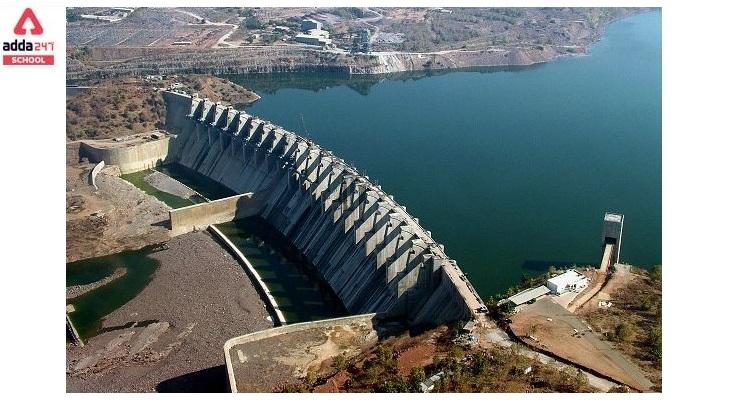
xmin=3 ymin=8 xmax=55 ymax=65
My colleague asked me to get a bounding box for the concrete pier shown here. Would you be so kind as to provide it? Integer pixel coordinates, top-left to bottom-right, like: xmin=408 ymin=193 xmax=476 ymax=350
xmin=161 ymin=90 xmax=485 ymax=325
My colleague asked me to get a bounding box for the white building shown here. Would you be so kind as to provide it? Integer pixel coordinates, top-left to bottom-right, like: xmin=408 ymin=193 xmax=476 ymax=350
xmin=301 ymin=19 xmax=322 ymax=31
xmin=294 ymin=29 xmax=331 ymax=46
xmin=546 ymin=270 xmax=589 ymax=295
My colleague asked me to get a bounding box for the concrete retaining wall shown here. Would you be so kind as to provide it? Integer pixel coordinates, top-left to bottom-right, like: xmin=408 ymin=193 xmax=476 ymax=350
xmin=163 ymin=91 xmax=486 ymax=326
xmin=209 ymin=224 xmax=287 ymax=326
xmin=79 ymin=137 xmax=170 ymax=174
xmin=66 ymin=314 xmax=84 ymax=347
xmin=89 ymin=160 xmax=105 ymax=190
xmin=169 ymin=193 xmax=258 ymax=236
xmin=223 ymin=313 xmax=377 ymax=393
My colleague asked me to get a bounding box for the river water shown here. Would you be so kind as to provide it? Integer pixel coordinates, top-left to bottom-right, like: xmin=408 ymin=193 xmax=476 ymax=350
xmin=226 ymin=11 xmax=661 ymax=298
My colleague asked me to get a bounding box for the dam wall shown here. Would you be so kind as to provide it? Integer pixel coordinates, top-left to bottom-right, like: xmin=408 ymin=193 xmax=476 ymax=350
xmin=161 ymin=90 xmax=485 ymax=325
xmin=169 ymin=193 xmax=260 ymax=236
xmin=79 ymin=135 xmax=169 ymax=174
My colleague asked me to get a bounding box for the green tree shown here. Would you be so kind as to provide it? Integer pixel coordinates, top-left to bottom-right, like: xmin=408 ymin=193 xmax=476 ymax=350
xmin=244 ymin=16 xmax=264 ymax=30
xmin=333 ymin=354 xmax=346 ymax=370
xmin=647 ymin=327 xmax=662 ymax=360
xmin=409 ymin=366 xmax=426 ymax=390
xmin=649 ymin=265 xmax=662 ymax=282
xmin=615 ymin=322 xmax=634 ymax=342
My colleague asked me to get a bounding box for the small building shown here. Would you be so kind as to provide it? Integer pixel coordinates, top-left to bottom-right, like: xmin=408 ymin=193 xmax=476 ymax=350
xmin=602 ymin=212 xmax=624 ymax=263
xmin=546 ymin=270 xmax=589 ymax=295
xmin=294 ymin=29 xmax=331 ymax=47
xmin=301 ymin=19 xmax=322 ymax=31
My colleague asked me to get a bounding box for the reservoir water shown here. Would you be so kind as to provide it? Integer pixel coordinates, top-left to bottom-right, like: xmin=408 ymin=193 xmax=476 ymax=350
xmin=226 ymin=11 xmax=661 ymax=298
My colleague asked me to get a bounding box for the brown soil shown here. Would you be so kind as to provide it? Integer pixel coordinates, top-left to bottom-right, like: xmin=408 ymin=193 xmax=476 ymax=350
xmin=312 ymin=369 xmax=351 ymax=393
xmin=66 ymin=146 xmax=170 ymax=262
xmin=580 ymin=267 xmax=662 ymax=389
xmin=66 ymin=231 xmax=272 ymax=392
xmin=510 ymin=297 xmax=652 ymax=391
xmin=395 ymin=336 xmax=437 ymax=377
xmin=179 ymin=75 xmax=260 ymax=106
xmin=311 ymin=323 xmax=597 ymax=393
xmin=66 ymin=80 xmax=166 ymax=141
xmin=228 ymin=318 xmax=377 ymax=392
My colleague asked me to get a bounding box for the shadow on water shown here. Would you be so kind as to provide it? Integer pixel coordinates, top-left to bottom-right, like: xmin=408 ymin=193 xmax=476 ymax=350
xmin=156 ymin=365 xmax=229 ymax=393
xmin=215 ymin=216 xmax=347 ymax=323
xmin=66 ymin=245 xmax=165 ymax=339
xmin=224 ymin=64 xmax=544 ymax=100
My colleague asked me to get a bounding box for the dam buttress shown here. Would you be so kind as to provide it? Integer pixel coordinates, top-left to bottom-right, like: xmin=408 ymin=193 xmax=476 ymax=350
xmin=162 ymin=90 xmax=485 ymax=325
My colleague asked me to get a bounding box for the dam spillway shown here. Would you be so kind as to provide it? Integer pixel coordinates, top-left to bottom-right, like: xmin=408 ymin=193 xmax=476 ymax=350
xmin=162 ymin=90 xmax=485 ymax=325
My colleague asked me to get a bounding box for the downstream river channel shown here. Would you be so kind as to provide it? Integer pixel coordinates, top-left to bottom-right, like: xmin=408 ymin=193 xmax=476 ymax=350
xmin=227 ymin=11 xmax=661 ymax=297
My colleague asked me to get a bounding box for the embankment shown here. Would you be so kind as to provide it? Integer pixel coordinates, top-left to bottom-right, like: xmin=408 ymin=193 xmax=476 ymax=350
xmin=161 ymin=90 xmax=485 ymax=326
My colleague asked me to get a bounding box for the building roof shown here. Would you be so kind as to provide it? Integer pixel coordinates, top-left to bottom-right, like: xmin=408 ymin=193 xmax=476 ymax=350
xmin=604 ymin=212 xmax=623 ymax=222
xmin=547 ymin=270 xmax=586 ymax=287
xmin=507 ymin=285 xmax=550 ymax=306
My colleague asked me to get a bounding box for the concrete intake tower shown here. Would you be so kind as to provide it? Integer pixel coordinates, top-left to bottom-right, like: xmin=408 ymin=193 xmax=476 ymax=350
xmin=162 ymin=90 xmax=485 ymax=325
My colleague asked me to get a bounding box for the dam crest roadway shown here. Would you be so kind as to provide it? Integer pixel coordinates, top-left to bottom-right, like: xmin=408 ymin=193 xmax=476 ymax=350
xmin=161 ymin=89 xmax=485 ymax=325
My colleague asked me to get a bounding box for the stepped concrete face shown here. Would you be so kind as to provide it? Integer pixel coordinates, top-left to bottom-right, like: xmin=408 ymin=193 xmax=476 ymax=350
xmin=161 ymin=90 xmax=485 ymax=325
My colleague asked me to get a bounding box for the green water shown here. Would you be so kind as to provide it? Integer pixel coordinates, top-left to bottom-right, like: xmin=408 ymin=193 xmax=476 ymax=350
xmin=121 ymin=169 xmax=205 ymax=208
xmin=156 ymin=163 xmax=238 ymax=200
xmin=226 ymin=11 xmax=662 ymax=298
xmin=215 ymin=217 xmax=346 ymax=323
xmin=66 ymin=245 xmax=164 ymax=339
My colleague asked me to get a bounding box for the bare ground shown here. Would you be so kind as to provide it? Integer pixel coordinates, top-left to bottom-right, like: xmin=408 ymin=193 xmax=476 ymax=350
xmin=66 ymin=143 xmax=170 ymax=262
xmin=579 ymin=266 xmax=662 ymax=389
xmin=510 ymin=297 xmax=653 ymax=391
xmin=228 ymin=318 xmax=378 ymax=392
xmin=66 ymin=230 xmax=273 ymax=392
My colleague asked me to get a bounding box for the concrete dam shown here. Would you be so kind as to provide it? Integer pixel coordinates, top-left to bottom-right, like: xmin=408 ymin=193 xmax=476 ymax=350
xmin=161 ymin=90 xmax=485 ymax=325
